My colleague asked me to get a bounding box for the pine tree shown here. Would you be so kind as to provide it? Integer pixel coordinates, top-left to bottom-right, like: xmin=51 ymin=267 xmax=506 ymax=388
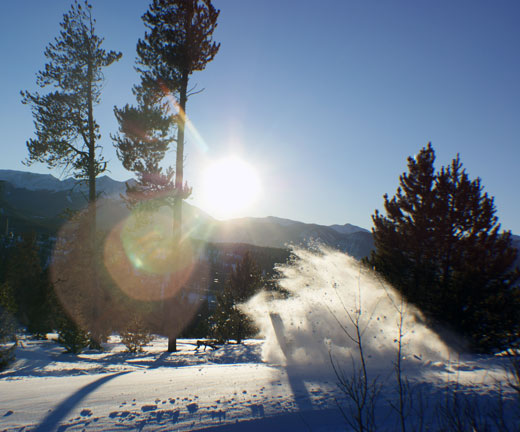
xmin=56 ymin=308 xmax=90 ymax=354
xmin=5 ymin=233 xmax=53 ymax=338
xmin=117 ymin=0 xmax=220 ymax=352
xmin=21 ymin=1 xmax=121 ymax=347
xmin=120 ymin=313 xmax=154 ymax=353
xmin=0 ymin=281 xmax=18 ymax=370
xmin=370 ymin=144 xmax=438 ymax=305
xmin=211 ymin=252 xmax=262 ymax=344
xmin=369 ymin=144 xmax=520 ymax=352
xmin=21 ymin=0 xmax=121 ymax=209
xmin=51 ymin=214 xmax=115 ymax=348
xmin=112 ymin=98 xmax=187 ymax=225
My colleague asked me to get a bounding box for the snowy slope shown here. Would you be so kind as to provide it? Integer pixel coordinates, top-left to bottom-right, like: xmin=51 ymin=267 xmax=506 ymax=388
xmin=1 ymin=246 xmax=519 ymax=432
xmin=0 ymin=337 xmax=345 ymax=431
xmin=0 ymin=335 xmax=517 ymax=432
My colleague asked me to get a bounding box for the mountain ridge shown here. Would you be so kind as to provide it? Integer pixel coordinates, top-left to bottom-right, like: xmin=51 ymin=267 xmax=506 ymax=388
xmin=2 ymin=169 xmax=517 ymax=264
xmin=0 ymin=169 xmax=373 ymax=258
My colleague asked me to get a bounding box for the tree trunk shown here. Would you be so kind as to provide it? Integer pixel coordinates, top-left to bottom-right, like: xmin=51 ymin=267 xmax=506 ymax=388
xmin=168 ymin=71 xmax=189 ymax=353
xmin=173 ymin=72 xmax=188 ymax=243
xmin=86 ymin=39 xmax=101 ymax=349
xmin=167 ymin=336 xmax=177 ymax=353
xmin=85 ymin=32 xmax=97 ymax=238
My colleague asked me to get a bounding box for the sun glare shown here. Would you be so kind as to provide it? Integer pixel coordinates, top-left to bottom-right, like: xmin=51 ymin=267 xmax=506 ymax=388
xmin=200 ymin=156 xmax=261 ymax=219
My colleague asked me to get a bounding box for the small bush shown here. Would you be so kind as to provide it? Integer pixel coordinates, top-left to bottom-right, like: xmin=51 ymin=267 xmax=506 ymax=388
xmin=0 ymin=342 xmax=17 ymax=371
xmin=57 ymin=314 xmax=89 ymax=354
xmin=120 ymin=315 xmax=153 ymax=353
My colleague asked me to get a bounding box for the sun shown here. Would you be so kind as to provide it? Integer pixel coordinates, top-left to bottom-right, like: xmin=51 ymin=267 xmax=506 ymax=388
xmin=199 ymin=156 xmax=261 ymax=219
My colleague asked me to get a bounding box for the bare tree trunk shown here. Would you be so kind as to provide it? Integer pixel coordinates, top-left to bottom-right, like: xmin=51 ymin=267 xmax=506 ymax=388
xmin=167 ymin=72 xmax=189 ymax=353
xmin=86 ymin=40 xmax=101 ymax=348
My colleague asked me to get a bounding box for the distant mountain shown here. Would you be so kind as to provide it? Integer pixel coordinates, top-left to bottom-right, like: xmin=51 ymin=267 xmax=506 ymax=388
xmin=0 ymin=169 xmax=130 ymax=197
xmin=330 ymin=223 xmax=369 ymax=235
xmin=209 ymin=216 xmax=372 ymax=259
xmin=4 ymin=169 xmax=510 ymax=265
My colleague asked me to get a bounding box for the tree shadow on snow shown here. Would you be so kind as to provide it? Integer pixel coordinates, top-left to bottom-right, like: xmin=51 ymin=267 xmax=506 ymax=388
xmin=34 ymin=371 xmax=130 ymax=432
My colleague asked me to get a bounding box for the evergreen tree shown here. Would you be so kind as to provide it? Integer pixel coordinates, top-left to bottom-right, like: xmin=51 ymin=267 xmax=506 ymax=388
xmin=116 ymin=0 xmax=220 ymax=352
xmin=211 ymin=252 xmax=262 ymax=344
xmin=21 ymin=0 xmax=121 ymax=209
xmin=56 ymin=308 xmax=90 ymax=354
xmin=21 ymin=1 xmax=121 ymax=347
xmin=51 ymin=214 xmax=115 ymax=348
xmin=369 ymin=143 xmax=520 ymax=352
xmin=5 ymin=233 xmax=53 ymax=338
xmin=120 ymin=313 xmax=154 ymax=353
xmin=0 ymin=281 xmax=18 ymax=370
xmin=113 ymin=97 xmax=183 ymax=214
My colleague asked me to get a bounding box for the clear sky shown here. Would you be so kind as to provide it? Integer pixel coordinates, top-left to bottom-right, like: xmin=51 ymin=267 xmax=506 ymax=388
xmin=1 ymin=1 xmax=519 ymax=233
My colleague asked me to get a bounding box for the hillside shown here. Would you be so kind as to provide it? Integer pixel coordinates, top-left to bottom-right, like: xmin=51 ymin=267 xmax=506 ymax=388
xmin=0 ymin=170 xmax=374 ymax=258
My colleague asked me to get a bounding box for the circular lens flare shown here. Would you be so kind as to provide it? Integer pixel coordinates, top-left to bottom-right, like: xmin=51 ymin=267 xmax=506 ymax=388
xmin=50 ymin=201 xmax=210 ymax=341
xmin=104 ymin=208 xmax=197 ymax=301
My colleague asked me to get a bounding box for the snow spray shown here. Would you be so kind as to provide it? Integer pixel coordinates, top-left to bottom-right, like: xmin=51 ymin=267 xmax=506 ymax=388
xmin=244 ymin=245 xmax=450 ymax=373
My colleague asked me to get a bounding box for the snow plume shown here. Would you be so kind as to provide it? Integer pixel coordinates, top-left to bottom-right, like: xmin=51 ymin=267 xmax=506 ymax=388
xmin=244 ymin=245 xmax=450 ymax=372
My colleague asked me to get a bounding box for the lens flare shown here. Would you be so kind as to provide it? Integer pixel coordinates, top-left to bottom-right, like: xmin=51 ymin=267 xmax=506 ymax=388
xmin=104 ymin=208 xmax=196 ymax=301
xmin=51 ymin=205 xmax=120 ymax=338
xmin=158 ymin=80 xmax=208 ymax=154
xmin=50 ymin=200 xmax=210 ymax=341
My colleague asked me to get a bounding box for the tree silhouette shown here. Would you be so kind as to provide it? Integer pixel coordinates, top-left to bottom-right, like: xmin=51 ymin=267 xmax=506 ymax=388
xmin=369 ymin=143 xmax=520 ymax=352
xmin=21 ymin=1 xmax=121 ymax=348
xmin=211 ymin=252 xmax=262 ymax=344
xmin=116 ymin=0 xmax=220 ymax=352
xmin=21 ymin=0 xmax=121 ymax=209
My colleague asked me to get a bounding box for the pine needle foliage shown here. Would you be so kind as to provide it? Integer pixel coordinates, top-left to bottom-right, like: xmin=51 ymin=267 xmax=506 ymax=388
xmin=211 ymin=252 xmax=262 ymax=344
xmin=21 ymin=1 xmax=121 ymax=203
xmin=120 ymin=314 xmax=154 ymax=353
xmin=114 ymin=0 xmax=220 ymax=353
xmin=0 ymin=281 xmax=18 ymax=371
xmin=369 ymin=143 xmax=520 ymax=352
xmin=56 ymin=311 xmax=90 ymax=354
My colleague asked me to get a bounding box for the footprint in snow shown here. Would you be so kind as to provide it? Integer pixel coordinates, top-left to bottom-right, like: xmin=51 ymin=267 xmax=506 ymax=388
xmin=80 ymin=409 xmax=92 ymax=417
xmin=210 ymin=410 xmax=226 ymax=421
xmin=187 ymin=403 xmax=198 ymax=414
xmin=3 ymin=410 xmax=13 ymax=417
xmin=141 ymin=405 xmax=157 ymax=412
xmin=250 ymin=404 xmax=265 ymax=417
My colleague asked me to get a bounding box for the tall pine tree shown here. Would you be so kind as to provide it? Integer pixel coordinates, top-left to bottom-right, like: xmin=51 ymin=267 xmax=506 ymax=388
xmin=115 ymin=0 xmax=220 ymax=352
xmin=369 ymin=143 xmax=519 ymax=352
xmin=22 ymin=1 xmax=121 ymax=348
xmin=21 ymin=0 xmax=121 ymax=210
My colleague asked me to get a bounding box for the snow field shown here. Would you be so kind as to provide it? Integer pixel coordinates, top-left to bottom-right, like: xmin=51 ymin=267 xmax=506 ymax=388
xmin=1 ymin=246 xmax=519 ymax=431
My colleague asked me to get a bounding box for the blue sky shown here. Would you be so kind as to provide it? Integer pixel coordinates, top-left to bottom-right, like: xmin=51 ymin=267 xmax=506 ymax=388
xmin=1 ymin=1 xmax=519 ymax=232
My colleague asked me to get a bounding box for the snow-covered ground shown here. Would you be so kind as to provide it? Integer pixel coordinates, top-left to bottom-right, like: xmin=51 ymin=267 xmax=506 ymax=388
xmin=1 ymin=247 xmax=519 ymax=431
xmin=1 ymin=336 xmax=346 ymax=431
xmin=0 ymin=335 xmax=518 ymax=431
